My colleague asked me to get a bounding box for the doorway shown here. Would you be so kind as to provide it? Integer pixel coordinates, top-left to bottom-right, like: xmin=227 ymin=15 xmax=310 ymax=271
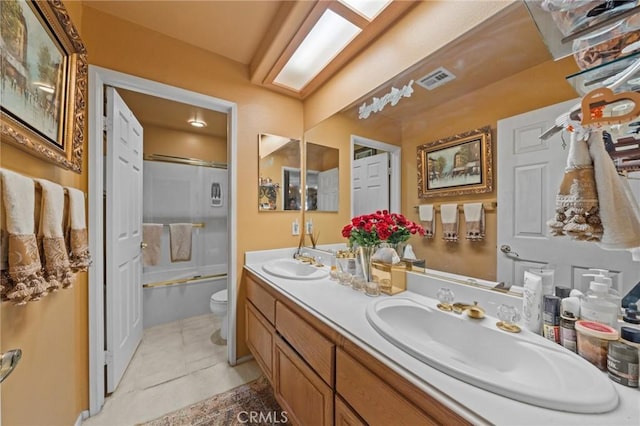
xmin=87 ymin=65 xmax=238 ymax=415
xmin=350 ymin=135 xmax=401 ymax=216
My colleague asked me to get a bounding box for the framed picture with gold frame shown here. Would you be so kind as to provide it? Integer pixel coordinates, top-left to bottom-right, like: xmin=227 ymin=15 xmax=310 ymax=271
xmin=0 ymin=0 xmax=87 ymax=173
xmin=417 ymin=126 xmax=493 ymax=198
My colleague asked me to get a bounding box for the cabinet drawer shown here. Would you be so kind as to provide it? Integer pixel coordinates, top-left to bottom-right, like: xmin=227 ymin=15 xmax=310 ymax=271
xmin=274 ymin=336 xmax=333 ymax=426
xmin=247 ymin=275 xmax=275 ymax=324
xmin=335 ymin=395 xmax=366 ymax=426
xmin=246 ymin=301 xmax=275 ymax=382
xmin=275 ymin=301 xmax=335 ymax=386
xmin=336 ymin=349 xmax=437 ymax=426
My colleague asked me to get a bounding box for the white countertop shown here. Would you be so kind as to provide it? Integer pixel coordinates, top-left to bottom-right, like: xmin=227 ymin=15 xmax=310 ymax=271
xmin=245 ymin=248 xmax=640 ymax=426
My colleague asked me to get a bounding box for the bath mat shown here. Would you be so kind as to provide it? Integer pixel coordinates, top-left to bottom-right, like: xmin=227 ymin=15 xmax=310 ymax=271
xmin=140 ymin=376 xmax=286 ymax=426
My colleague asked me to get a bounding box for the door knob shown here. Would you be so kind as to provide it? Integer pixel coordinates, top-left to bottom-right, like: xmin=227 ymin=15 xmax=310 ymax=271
xmin=141 ymin=242 xmax=148 ymax=249
xmin=0 ymin=349 xmax=22 ymax=383
xmin=500 ymin=245 xmax=520 ymax=258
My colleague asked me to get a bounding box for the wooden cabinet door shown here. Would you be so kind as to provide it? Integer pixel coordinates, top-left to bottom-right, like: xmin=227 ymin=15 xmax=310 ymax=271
xmin=276 ymin=301 xmax=335 ymax=386
xmin=274 ymin=336 xmax=333 ymax=426
xmin=335 ymin=395 xmax=366 ymax=426
xmin=246 ymin=301 xmax=275 ymax=382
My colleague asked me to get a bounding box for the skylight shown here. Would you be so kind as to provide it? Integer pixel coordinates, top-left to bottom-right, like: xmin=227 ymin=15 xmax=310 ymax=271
xmin=274 ymin=9 xmax=361 ymax=91
xmin=340 ymin=0 xmax=392 ymax=20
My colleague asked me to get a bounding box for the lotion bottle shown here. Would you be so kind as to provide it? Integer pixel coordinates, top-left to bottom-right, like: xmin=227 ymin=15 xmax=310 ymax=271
xmin=580 ymin=275 xmax=621 ymax=328
xmin=523 ymin=271 xmax=543 ymax=334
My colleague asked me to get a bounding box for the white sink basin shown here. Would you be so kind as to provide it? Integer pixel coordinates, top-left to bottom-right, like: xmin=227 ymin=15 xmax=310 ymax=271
xmin=366 ymin=296 xmax=618 ymax=413
xmin=262 ymin=259 xmax=329 ymax=280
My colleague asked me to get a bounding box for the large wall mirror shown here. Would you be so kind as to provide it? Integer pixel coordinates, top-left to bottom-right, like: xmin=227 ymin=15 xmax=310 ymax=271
xmin=305 ymin=142 xmax=339 ymax=212
xmin=258 ymin=133 xmax=301 ymax=211
xmin=301 ymin=2 xmax=640 ymax=296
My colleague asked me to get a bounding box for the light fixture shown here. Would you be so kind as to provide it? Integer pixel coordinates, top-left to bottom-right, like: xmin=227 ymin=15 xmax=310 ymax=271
xmin=274 ymin=9 xmax=361 ymax=91
xmin=339 ymin=0 xmax=391 ymax=20
xmin=188 ymin=119 xmax=207 ymax=128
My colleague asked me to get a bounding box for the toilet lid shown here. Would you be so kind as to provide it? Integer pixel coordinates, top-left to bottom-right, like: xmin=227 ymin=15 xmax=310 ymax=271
xmin=211 ymin=289 xmax=227 ymax=303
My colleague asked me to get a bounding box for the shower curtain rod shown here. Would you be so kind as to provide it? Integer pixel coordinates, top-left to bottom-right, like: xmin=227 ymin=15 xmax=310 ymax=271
xmin=144 ymin=153 xmax=228 ymax=169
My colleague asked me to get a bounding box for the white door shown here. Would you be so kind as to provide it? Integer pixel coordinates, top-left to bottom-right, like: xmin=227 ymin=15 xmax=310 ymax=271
xmin=497 ymin=99 xmax=640 ymax=294
xmin=353 ymin=152 xmax=389 ymax=216
xmin=317 ymin=167 xmax=338 ymax=211
xmin=105 ymin=87 xmax=144 ymax=393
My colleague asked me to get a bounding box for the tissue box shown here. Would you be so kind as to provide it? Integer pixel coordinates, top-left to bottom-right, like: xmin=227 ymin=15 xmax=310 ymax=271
xmin=371 ymin=261 xmax=407 ymax=295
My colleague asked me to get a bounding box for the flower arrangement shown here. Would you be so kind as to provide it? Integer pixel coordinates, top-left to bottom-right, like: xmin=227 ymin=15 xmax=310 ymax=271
xmin=341 ymin=210 xmax=425 ymax=247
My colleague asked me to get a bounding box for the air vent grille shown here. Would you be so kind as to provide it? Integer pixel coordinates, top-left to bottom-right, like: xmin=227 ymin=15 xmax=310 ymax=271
xmin=416 ymin=67 xmax=456 ymax=90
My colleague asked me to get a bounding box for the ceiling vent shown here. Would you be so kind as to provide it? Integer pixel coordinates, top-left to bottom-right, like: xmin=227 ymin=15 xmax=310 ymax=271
xmin=416 ymin=67 xmax=456 ymax=91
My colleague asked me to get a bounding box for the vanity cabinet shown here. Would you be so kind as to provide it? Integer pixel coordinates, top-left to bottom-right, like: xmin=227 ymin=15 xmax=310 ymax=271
xmin=245 ymin=302 xmax=275 ymax=382
xmin=334 ymin=396 xmax=366 ymax=426
xmin=243 ymin=269 xmax=471 ymax=426
xmin=274 ymin=335 xmax=334 ymax=426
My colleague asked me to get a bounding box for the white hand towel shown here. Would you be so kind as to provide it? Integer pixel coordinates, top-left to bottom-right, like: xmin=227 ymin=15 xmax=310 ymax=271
xmin=35 ymin=179 xmax=73 ymax=291
xmin=440 ymin=204 xmax=459 ymax=242
xmin=143 ymin=224 xmax=163 ymax=266
xmin=589 ymin=129 xmax=640 ymax=251
xmin=0 ymin=169 xmax=47 ymax=304
xmin=65 ymin=187 xmax=91 ymax=272
xmin=169 ymin=223 xmax=192 ymax=262
xmin=463 ymin=203 xmax=485 ymax=241
xmin=418 ymin=204 xmax=435 ymax=238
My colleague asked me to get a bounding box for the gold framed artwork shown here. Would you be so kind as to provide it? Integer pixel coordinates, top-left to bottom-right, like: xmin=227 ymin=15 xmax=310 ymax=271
xmin=417 ymin=126 xmax=493 ymax=198
xmin=1 ymin=0 xmax=87 ymax=173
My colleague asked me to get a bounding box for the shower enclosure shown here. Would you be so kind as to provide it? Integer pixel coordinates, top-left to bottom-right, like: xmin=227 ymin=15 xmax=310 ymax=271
xmin=142 ymin=155 xmax=228 ymax=327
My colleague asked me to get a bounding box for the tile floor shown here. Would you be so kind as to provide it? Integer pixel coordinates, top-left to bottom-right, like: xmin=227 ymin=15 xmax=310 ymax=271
xmin=83 ymin=314 xmax=262 ymax=426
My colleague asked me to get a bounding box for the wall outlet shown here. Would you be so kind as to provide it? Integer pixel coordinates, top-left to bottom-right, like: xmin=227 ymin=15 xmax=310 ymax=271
xmin=306 ymin=220 xmax=313 ymax=234
xmin=292 ymin=220 xmax=300 ymax=236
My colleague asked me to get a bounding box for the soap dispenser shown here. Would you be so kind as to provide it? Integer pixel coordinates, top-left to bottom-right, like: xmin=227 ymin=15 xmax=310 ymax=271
xmin=580 ymin=275 xmax=621 ymax=328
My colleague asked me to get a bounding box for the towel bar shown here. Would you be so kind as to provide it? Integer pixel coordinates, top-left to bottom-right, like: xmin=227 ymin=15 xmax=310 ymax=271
xmin=142 ymin=273 xmax=227 ymax=288
xmin=414 ymin=201 xmax=497 ymax=213
xmin=161 ymin=222 xmax=205 ymax=228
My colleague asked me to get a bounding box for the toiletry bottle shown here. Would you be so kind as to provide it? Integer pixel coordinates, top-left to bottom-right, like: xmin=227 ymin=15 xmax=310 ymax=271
xmin=329 ymin=251 xmax=338 ymax=281
xmin=622 ymin=302 xmax=640 ymax=330
xmin=528 ymin=268 xmax=555 ymax=295
xmin=560 ymin=297 xmax=580 ymax=352
xmin=543 ymin=295 xmax=561 ymax=343
xmin=607 ymin=341 xmax=639 ymax=388
xmin=580 ymin=275 xmax=621 ymax=328
xmin=523 ymin=271 xmax=543 ymax=334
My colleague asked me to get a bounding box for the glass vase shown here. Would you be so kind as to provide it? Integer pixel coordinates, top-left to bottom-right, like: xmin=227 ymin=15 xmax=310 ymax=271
xmin=389 ymin=241 xmax=406 ymax=259
xmin=357 ymin=245 xmax=377 ymax=283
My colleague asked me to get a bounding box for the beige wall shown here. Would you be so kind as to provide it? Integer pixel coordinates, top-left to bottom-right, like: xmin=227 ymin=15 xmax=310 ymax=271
xmin=303 ymin=112 xmax=402 ymax=244
xmin=400 ymin=57 xmax=579 ymax=280
xmin=80 ymin=5 xmax=304 ymax=360
xmin=0 ymin=2 xmax=88 ymax=424
xmin=143 ymin=125 xmax=227 ymax=163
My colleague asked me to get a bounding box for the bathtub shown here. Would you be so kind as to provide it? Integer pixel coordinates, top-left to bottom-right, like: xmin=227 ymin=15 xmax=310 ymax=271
xmin=143 ymin=267 xmax=227 ymax=328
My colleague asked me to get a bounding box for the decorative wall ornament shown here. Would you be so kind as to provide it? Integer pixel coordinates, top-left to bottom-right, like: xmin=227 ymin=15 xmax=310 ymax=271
xmin=358 ymin=80 xmax=414 ymax=119
xmin=0 ymin=0 xmax=87 ymax=173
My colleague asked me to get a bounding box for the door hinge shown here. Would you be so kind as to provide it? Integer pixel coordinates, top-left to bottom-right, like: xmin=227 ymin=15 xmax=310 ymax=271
xmin=104 ymin=350 xmax=112 ymax=366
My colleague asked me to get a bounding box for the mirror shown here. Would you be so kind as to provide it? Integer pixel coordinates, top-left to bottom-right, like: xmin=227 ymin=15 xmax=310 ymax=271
xmin=302 ymin=2 xmax=640 ymax=296
xmin=305 ymin=142 xmax=339 ymax=212
xmin=258 ymin=133 xmax=301 ymax=211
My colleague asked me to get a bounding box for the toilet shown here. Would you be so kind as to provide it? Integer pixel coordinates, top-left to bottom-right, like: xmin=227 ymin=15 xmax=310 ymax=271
xmin=209 ymin=289 xmax=228 ymax=340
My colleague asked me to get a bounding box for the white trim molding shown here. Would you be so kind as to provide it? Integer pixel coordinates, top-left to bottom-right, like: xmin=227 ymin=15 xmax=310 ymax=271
xmin=87 ymin=65 xmax=238 ymax=415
